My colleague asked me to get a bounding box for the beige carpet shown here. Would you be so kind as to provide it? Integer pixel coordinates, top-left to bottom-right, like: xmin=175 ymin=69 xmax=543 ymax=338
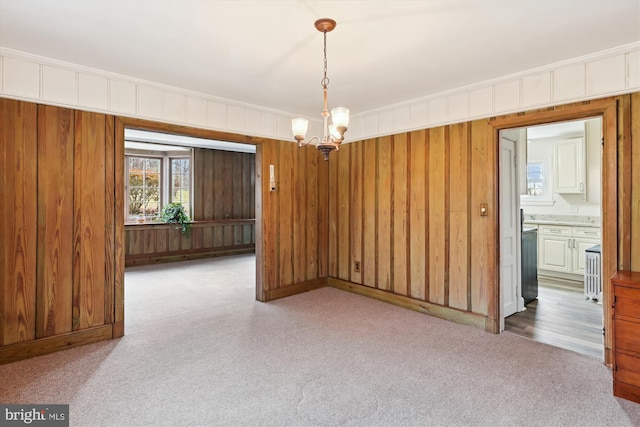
xmin=1 ymin=254 xmax=639 ymax=426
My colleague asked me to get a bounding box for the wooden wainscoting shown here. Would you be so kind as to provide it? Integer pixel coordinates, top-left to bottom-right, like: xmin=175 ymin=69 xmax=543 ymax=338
xmin=125 ymin=220 xmax=255 ymax=266
xmin=1 ymin=99 xmax=120 ymax=364
xmin=327 ymin=122 xmax=498 ymax=332
xmin=256 ymin=142 xmax=330 ymax=301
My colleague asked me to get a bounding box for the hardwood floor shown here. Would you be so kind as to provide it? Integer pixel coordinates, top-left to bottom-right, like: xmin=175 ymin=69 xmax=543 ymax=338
xmin=505 ymin=279 xmax=604 ymax=359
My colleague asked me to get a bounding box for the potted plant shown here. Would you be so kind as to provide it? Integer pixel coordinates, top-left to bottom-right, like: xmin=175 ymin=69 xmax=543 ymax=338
xmin=159 ymin=202 xmax=191 ymax=235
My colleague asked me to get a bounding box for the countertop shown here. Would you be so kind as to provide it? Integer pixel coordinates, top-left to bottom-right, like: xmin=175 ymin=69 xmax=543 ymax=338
xmin=524 ymin=220 xmax=600 ymax=228
xmin=522 ymin=214 xmax=600 ymax=228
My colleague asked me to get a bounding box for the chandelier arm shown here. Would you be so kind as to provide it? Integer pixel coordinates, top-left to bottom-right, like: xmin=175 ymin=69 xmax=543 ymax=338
xmin=297 ymin=136 xmax=321 ymax=148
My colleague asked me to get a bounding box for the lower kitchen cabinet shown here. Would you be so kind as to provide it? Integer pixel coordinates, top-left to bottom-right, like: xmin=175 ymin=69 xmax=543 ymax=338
xmin=537 ymin=224 xmax=600 ymax=278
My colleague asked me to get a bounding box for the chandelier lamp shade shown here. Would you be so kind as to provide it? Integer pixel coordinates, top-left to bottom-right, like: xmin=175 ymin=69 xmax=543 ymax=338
xmin=292 ymin=18 xmax=349 ymax=161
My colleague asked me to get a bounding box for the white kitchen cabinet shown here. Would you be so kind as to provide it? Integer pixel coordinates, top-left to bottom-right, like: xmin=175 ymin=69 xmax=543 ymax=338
xmin=538 ymin=224 xmax=601 ymax=276
xmin=538 ymin=225 xmax=572 ymax=272
xmin=571 ymin=227 xmax=602 ymax=275
xmin=554 ymin=138 xmax=585 ymax=194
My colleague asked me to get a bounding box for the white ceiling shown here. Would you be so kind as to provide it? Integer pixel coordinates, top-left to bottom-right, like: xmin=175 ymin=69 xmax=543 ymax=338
xmin=1 ymin=0 xmax=639 ymax=119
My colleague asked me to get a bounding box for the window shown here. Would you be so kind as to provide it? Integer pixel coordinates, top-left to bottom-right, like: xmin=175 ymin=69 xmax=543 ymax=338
xmin=127 ymin=156 xmax=161 ymax=220
xmin=171 ymin=158 xmax=191 ymax=214
xmin=125 ymin=144 xmax=192 ymax=223
xmin=526 ymin=162 xmax=544 ymax=197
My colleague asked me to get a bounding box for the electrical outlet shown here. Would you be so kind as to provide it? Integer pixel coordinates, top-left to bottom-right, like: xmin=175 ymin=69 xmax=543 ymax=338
xmin=354 ymin=261 xmax=360 ymax=272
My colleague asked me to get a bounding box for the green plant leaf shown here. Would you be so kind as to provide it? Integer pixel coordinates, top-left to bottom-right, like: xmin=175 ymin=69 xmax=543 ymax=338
xmin=159 ymin=202 xmax=191 ymax=235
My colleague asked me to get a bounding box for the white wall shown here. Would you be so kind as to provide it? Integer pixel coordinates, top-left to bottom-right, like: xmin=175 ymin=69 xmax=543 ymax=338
xmin=521 ymin=118 xmax=602 ymax=217
xmin=1 ymin=42 xmax=638 ymax=141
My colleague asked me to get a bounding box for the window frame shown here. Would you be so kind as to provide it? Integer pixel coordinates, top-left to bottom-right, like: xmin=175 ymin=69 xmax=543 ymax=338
xmin=520 ymin=155 xmax=554 ymax=207
xmin=525 ymin=161 xmax=545 ymax=197
xmin=124 ymin=146 xmax=193 ymax=223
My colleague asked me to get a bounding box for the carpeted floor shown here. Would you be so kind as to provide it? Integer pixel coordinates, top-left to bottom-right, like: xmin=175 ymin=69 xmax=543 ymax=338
xmin=1 ymin=254 xmax=639 ymax=426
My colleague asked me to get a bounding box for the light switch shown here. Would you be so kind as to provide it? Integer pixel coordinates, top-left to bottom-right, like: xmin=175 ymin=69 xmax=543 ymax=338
xmin=269 ymin=165 xmax=276 ymax=191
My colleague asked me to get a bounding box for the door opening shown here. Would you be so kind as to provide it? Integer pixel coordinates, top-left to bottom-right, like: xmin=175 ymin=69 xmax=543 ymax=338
xmin=499 ymin=117 xmax=604 ymax=359
xmin=121 ymin=127 xmax=258 ymax=335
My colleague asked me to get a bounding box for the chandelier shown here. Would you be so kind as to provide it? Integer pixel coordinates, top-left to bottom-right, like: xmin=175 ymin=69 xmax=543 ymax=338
xmin=292 ymin=18 xmax=349 ymax=161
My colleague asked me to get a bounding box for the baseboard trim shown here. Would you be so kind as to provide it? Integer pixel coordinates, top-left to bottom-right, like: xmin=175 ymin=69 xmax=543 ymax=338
xmin=125 ymin=247 xmax=255 ymax=267
xmin=328 ymin=278 xmax=489 ymax=331
xmin=538 ymin=272 xmax=583 ymax=288
xmin=263 ymin=278 xmax=327 ymax=301
xmin=614 ymin=380 xmax=640 ymax=404
xmin=0 ymin=325 xmax=114 ymax=365
xmin=112 ymin=321 xmax=124 ymax=338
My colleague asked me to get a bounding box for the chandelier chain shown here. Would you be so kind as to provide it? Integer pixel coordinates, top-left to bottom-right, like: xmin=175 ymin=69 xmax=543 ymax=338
xmin=321 ymin=30 xmax=329 ymax=88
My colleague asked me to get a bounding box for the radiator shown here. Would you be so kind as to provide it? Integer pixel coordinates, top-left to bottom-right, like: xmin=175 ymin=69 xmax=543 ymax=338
xmin=584 ymin=246 xmax=602 ymax=301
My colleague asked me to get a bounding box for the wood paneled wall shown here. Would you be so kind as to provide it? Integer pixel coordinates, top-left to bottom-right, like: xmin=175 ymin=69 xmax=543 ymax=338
xmin=125 ymin=220 xmax=255 ymax=266
xmin=327 ymin=122 xmax=495 ymax=330
xmin=327 ymin=94 xmax=640 ymax=342
xmin=0 ymin=99 xmax=118 ymax=363
xmin=255 ymin=142 xmax=329 ymax=301
xmin=2 ymin=94 xmax=639 ymax=365
xmin=192 ymin=148 xmax=255 ymax=221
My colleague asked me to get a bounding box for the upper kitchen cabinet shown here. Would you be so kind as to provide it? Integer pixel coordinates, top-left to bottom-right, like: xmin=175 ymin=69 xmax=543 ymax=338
xmin=520 ymin=117 xmax=602 ymax=215
xmin=554 ymin=137 xmax=585 ymax=194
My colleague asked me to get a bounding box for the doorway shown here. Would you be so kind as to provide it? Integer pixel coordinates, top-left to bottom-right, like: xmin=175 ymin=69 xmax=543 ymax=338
xmin=499 ymin=117 xmax=604 ymax=359
xmin=115 ymin=120 xmax=261 ymax=337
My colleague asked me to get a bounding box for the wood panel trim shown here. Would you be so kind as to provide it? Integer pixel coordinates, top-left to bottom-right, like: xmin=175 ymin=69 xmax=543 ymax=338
xmin=113 ymin=119 xmax=126 ymax=338
xmin=338 ymin=144 xmax=351 ymax=280
xmin=277 ymin=141 xmax=294 ymax=287
xmin=73 ymin=111 xmax=107 ymax=331
xmin=317 ymin=152 xmax=329 ymax=278
xmin=328 ymin=278 xmax=488 ymax=330
xmin=255 ymin=145 xmax=265 ymax=301
xmin=0 ymin=325 xmax=113 ymax=365
xmin=632 ymin=93 xmax=640 ymax=272
xmin=618 ymin=95 xmax=632 ymax=271
xmin=104 ymin=115 xmax=116 ymax=325
xmin=305 ymin=145 xmax=319 ymax=281
xmin=602 ymin=100 xmax=619 ymax=365
xmin=377 ymin=136 xmax=392 ymax=291
xmin=263 ymin=142 xmax=278 ymax=296
xmin=263 ymin=278 xmax=327 ymax=301
xmin=36 ymin=105 xmax=74 ymax=338
xmin=469 ymin=120 xmax=494 ymax=318
xmin=488 ymin=97 xmax=617 ymax=129
xmin=1 ymin=99 xmax=38 ymax=346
